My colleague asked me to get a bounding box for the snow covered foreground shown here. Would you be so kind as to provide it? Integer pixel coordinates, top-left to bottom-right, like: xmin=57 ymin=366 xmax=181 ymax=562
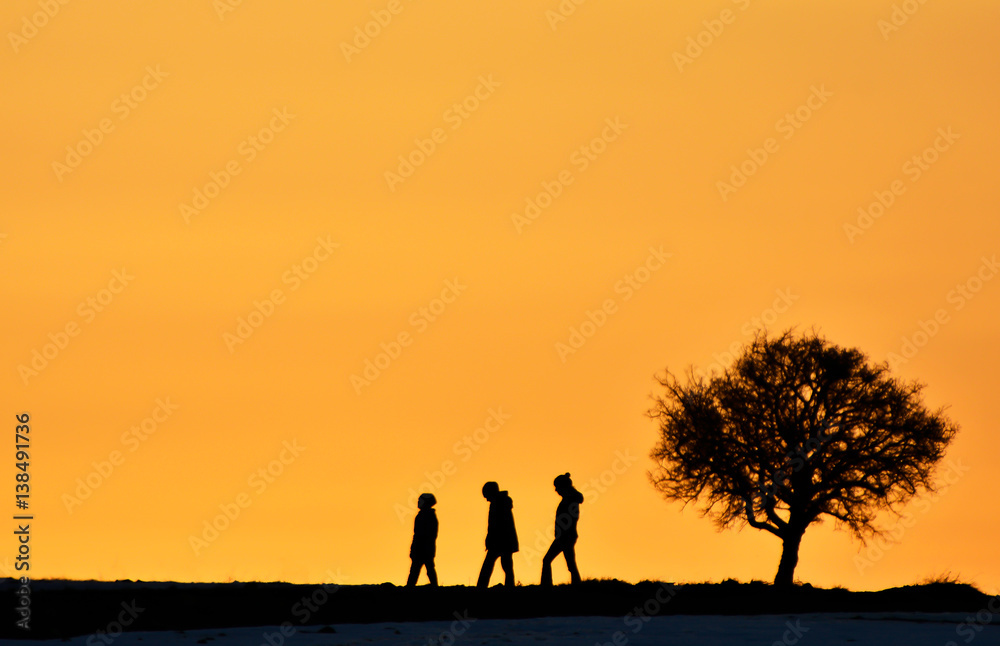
xmin=11 ymin=613 xmax=994 ymax=646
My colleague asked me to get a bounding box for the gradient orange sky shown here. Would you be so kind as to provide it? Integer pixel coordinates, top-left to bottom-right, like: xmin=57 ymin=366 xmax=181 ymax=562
xmin=3 ymin=1 xmax=999 ymax=592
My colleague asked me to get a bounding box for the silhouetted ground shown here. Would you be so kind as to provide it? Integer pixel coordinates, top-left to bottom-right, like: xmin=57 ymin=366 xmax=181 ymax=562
xmin=1 ymin=578 xmax=992 ymax=640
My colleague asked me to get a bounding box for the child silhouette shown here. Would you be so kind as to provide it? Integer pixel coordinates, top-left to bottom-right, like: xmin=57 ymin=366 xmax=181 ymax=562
xmin=406 ymin=493 xmax=438 ymax=586
xmin=477 ymin=481 xmax=518 ymax=588
xmin=540 ymin=473 xmax=583 ymax=586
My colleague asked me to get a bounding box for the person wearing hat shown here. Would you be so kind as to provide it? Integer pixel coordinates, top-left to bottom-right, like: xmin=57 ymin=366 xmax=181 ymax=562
xmin=406 ymin=492 xmax=439 ymax=586
xmin=540 ymin=473 xmax=583 ymax=586
xmin=476 ymin=481 xmax=519 ymax=588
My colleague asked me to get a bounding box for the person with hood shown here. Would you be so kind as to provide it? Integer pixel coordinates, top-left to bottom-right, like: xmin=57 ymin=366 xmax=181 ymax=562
xmin=406 ymin=493 xmax=439 ymax=586
xmin=476 ymin=481 xmax=519 ymax=588
xmin=540 ymin=473 xmax=583 ymax=586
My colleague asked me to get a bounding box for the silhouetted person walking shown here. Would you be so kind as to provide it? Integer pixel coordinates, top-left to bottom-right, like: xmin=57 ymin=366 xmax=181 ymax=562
xmin=541 ymin=473 xmax=582 ymax=586
xmin=406 ymin=493 xmax=438 ymax=586
xmin=477 ymin=481 xmax=518 ymax=588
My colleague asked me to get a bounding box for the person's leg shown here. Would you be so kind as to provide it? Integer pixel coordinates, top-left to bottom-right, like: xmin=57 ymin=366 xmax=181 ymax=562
xmin=406 ymin=559 xmax=422 ymax=586
xmin=540 ymin=540 xmax=563 ymax=586
xmin=426 ymin=558 xmax=438 ymax=586
xmin=478 ymin=551 xmax=499 ymax=588
xmin=500 ymin=553 xmax=515 ymax=588
xmin=564 ymin=541 xmax=581 ymax=584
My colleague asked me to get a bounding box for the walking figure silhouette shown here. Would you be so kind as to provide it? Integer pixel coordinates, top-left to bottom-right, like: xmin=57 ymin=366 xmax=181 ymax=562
xmin=406 ymin=493 xmax=438 ymax=586
xmin=477 ymin=481 xmax=518 ymax=588
xmin=541 ymin=473 xmax=582 ymax=586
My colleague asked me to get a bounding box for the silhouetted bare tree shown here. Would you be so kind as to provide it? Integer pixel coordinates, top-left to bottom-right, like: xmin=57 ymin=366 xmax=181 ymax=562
xmin=648 ymin=330 xmax=958 ymax=586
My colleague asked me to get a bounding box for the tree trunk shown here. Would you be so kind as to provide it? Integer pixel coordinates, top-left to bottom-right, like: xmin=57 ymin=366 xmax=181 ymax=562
xmin=773 ymin=530 xmax=803 ymax=587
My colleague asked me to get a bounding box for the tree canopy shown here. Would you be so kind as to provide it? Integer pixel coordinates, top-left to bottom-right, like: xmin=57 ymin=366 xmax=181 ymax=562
xmin=648 ymin=329 xmax=959 ymax=585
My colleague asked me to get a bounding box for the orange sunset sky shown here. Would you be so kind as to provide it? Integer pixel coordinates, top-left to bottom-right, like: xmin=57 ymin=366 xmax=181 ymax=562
xmin=2 ymin=1 xmax=999 ymax=592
